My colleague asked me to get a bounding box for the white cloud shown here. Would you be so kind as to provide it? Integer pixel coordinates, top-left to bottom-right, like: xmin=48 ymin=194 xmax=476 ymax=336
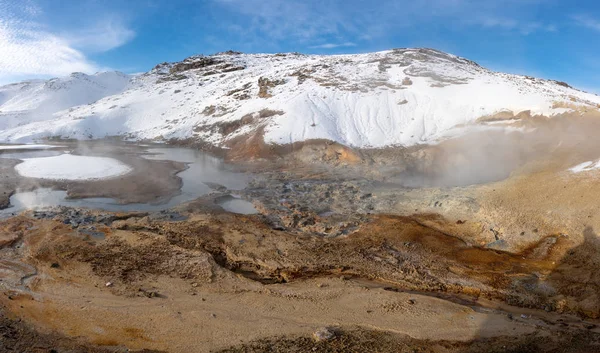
xmin=309 ymin=42 xmax=356 ymax=49
xmin=471 ymin=16 xmax=556 ymax=34
xmin=64 ymin=18 xmax=136 ymax=53
xmin=0 ymin=19 xmax=99 ymax=83
xmin=0 ymin=1 xmax=134 ymax=85
xmin=573 ymin=15 xmax=600 ymax=32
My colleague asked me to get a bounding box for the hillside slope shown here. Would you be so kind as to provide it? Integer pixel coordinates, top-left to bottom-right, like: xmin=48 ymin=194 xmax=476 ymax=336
xmin=0 ymin=49 xmax=598 ymax=147
xmin=0 ymin=72 xmax=131 ymax=137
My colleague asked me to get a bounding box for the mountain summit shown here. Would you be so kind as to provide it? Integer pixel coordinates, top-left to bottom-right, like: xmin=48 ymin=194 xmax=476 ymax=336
xmin=0 ymin=48 xmax=598 ymax=147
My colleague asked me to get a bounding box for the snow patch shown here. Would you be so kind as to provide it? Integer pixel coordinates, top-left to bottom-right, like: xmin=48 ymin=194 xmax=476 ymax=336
xmin=0 ymin=144 xmax=63 ymax=150
xmin=15 ymin=154 xmax=133 ymax=180
xmin=569 ymin=161 xmax=600 ymax=173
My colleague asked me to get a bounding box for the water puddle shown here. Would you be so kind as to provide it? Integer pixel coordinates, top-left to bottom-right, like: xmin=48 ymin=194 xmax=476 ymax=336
xmin=215 ymin=195 xmax=258 ymax=215
xmin=0 ymin=146 xmax=256 ymax=217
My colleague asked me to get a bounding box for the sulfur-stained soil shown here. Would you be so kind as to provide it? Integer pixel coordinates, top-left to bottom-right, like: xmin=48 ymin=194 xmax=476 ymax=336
xmin=5 ymin=114 xmax=600 ymax=352
xmin=2 ymin=202 xmax=600 ymax=352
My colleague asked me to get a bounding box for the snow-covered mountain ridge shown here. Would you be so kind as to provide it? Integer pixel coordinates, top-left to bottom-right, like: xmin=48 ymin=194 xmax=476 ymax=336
xmin=0 ymin=71 xmax=131 ymax=138
xmin=1 ymin=48 xmax=598 ymax=148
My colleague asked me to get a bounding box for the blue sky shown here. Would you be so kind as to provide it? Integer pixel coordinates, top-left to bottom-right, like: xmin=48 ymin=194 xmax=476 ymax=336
xmin=1 ymin=0 xmax=600 ymax=92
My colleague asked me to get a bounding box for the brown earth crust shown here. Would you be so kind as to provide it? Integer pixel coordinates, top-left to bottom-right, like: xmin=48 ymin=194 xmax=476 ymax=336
xmin=217 ymin=329 xmax=600 ymax=353
xmin=0 ymin=304 xmax=163 ymax=353
xmin=2 ymin=205 xmax=600 ymax=352
xmin=4 ymin=111 xmax=600 ymax=352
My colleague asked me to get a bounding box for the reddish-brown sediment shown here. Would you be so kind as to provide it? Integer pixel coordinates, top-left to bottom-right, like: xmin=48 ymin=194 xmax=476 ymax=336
xmin=2 ymin=209 xmax=600 ymax=352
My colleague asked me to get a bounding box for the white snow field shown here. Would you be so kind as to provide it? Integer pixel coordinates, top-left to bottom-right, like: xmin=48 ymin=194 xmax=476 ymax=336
xmin=1 ymin=48 xmax=599 ymax=148
xmin=0 ymin=71 xmax=130 ymax=136
xmin=14 ymin=154 xmax=133 ymax=181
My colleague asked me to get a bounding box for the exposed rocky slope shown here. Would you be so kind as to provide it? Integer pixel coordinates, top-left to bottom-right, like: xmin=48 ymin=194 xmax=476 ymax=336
xmin=0 ymin=48 xmax=598 ymax=148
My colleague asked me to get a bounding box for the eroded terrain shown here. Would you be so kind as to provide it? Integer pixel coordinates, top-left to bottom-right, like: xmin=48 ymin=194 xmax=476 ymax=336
xmin=3 ymin=120 xmax=600 ymax=352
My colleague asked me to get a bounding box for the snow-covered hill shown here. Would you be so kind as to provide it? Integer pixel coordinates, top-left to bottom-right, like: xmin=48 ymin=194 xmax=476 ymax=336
xmin=0 ymin=71 xmax=131 ymax=137
xmin=1 ymin=48 xmax=598 ymax=148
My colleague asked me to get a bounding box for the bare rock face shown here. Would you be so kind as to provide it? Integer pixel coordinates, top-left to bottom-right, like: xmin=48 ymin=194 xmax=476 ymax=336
xmin=258 ymin=77 xmax=286 ymax=98
xmin=170 ymin=56 xmax=220 ymax=74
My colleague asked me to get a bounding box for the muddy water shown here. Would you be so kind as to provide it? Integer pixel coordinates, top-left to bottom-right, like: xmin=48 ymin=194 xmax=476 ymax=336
xmin=0 ymin=145 xmax=257 ymax=216
xmin=215 ymin=194 xmax=259 ymax=215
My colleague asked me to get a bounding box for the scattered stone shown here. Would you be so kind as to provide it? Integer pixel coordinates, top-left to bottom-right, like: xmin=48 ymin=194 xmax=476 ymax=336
xmin=78 ymin=228 xmax=105 ymax=240
xmin=105 ymin=282 xmax=113 ymax=287
xmin=50 ymin=263 xmax=60 ymax=269
xmin=139 ymin=288 xmax=160 ymax=298
xmin=149 ymin=210 xmax=188 ymax=222
xmin=312 ymin=327 xmax=335 ymax=342
xmin=203 ymin=182 xmax=228 ymax=192
xmin=402 ymin=77 xmax=413 ymax=85
xmin=485 ymin=239 xmax=509 ymax=251
xmin=408 ymin=299 xmax=416 ymax=305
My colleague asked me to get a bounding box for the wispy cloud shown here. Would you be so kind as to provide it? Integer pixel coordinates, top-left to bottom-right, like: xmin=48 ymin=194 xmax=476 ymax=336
xmin=310 ymin=42 xmax=356 ymax=49
xmin=472 ymin=16 xmax=556 ymax=34
xmin=213 ymin=0 xmax=558 ymax=49
xmin=572 ymin=14 xmax=600 ymax=32
xmin=0 ymin=0 xmax=134 ymax=84
xmin=215 ymin=0 xmax=349 ymax=41
xmin=64 ymin=18 xmax=135 ymax=53
xmin=0 ymin=19 xmax=99 ymax=83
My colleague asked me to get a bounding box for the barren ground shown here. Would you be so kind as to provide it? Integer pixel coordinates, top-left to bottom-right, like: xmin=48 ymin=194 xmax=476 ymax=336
xmin=3 ymin=117 xmax=600 ymax=352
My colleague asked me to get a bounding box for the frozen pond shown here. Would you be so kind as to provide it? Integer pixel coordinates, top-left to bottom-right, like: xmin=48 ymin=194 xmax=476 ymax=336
xmin=0 ymin=144 xmax=64 ymax=150
xmin=15 ymin=154 xmax=133 ymax=180
xmin=0 ymin=145 xmax=258 ymax=217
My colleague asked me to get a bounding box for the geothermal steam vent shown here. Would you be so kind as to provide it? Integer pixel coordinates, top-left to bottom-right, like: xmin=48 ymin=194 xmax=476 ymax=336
xmin=15 ymin=154 xmax=133 ymax=181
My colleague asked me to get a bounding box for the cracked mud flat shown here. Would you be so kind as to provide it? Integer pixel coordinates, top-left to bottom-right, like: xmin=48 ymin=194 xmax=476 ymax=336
xmin=4 ymin=128 xmax=600 ymax=352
